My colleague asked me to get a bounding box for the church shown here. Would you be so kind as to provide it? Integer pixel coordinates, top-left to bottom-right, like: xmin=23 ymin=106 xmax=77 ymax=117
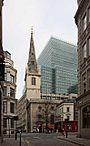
xmin=16 ymin=29 xmax=60 ymax=132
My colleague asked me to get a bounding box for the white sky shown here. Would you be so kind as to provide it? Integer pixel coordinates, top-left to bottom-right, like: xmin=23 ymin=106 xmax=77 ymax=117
xmin=2 ymin=0 xmax=78 ymax=99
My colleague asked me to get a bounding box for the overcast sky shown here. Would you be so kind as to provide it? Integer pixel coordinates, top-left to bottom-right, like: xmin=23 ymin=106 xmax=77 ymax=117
xmin=2 ymin=0 xmax=78 ymax=99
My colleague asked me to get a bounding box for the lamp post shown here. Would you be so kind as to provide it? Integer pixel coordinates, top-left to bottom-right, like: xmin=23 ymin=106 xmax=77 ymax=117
xmin=45 ymin=113 xmax=48 ymax=132
xmin=44 ymin=102 xmax=49 ymax=133
xmin=14 ymin=115 xmax=18 ymax=140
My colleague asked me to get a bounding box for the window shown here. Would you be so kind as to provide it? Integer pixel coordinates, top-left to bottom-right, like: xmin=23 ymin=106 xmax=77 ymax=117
xmin=67 ymin=107 xmax=70 ymax=112
xmin=88 ymin=38 xmax=90 ymax=56
xmin=67 ymin=116 xmax=70 ymax=121
xmin=83 ymin=14 xmax=87 ymax=30
xmin=87 ymin=69 xmax=90 ymax=89
xmin=51 ymin=106 xmax=54 ymax=110
xmin=83 ymin=43 xmax=87 ymax=58
xmin=4 ymin=73 xmax=7 ymax=81
xmin=10 ymin=88 xmax=15 ymax=97
xmin=10 ymin=102 xmax=14 ymax=113
xmin=88 ymin=7 xmax=90 ymax=23
xmin=62 ymin=107 xmax=63 ymax=113
xmin=3 ymin=87 xmax=7 ymax=96
xmin=60 ymin=109 xmax=61 ymax=114
xmin=88 ymin=78 xmax=90 ymax=89
xmin=31 ymin=77 xmax=36 ymax=85
xmin=3 ymin=101 xmax=7 ymax=113
xmin=3 ymin=118 xmax=7 ymax=128
xmin=11 ymin=119 xmax=14 ymax=128
xmin=83 ymin=106 xmax=90 ymax=128
xmin=10 ymin=74 xmax=14 ymax=83
xmin=84 ymin=82 xmax=86 ymax=93
xmin=82 ymin=73 xmax=87 ymax=93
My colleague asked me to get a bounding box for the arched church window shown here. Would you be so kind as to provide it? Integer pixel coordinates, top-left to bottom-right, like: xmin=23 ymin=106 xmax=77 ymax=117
xmin=31 ymin=77 xmax=36 ymax=85
xmin=83 ymin=105 xmax=90 ymax=128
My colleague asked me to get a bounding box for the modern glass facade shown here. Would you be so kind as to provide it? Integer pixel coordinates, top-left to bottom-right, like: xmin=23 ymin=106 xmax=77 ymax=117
xmin=38 ymin=37 xmax=77 ymax=95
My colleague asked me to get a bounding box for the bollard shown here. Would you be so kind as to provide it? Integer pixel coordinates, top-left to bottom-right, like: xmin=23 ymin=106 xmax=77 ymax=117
xmin=15 ymin=131 xmax=17 ymax=140
xmin=66 ymin=130 xmax=68 ymax=138
xmin=19 ymin=131 xmax=21 ymax=146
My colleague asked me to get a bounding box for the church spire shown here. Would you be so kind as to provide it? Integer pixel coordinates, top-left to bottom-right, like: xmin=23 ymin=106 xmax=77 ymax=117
xmin=28 ymin=28 xmax=38 ymax=73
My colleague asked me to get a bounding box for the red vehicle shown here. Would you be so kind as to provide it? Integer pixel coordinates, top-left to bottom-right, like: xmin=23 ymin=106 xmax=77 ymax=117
xmin=63 ymin=121 xmax=78 ymax=132
xmin=55 ymin=120 xmax=78 ymax=132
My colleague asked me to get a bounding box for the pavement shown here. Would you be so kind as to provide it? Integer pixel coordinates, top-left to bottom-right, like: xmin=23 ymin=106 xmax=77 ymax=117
xmin=57 ymin=132 xmax=90 ymax=146
xmin=0 ymin=136 xmax=28 ymax=146
xmin=0 ymin=133 xmax=90 ymax=146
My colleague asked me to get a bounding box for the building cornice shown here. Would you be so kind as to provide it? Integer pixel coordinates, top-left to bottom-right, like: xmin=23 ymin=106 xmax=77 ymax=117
xmin=76 ymin=90 xmax=90 ymax=102
xmin=75 ymin=0 xmax=88 ymax=25
xmin=26 ymin=98 xmax=62 ymax=105
xmin=5 ymin=65 xmax=17 ymax=73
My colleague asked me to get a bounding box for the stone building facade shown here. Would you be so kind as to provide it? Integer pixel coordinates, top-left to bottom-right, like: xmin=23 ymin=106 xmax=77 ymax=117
xmin=54 ymin=94 xmax=78 ymax=132
xmin=26 ymin=99 xmax=61 ymax=132
xmin=0 ymin=0 xmax=4 ymax=139
xmin=3 ymin=51 xmax=17 ymax=135
xmin=75 ymin=0 xmax=90 ymax=138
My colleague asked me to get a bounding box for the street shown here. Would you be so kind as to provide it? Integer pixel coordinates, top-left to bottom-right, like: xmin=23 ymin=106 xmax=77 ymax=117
xmin=1 ymin=132 xmax=90 ymax=146
xmin=22 ymin=133 xmax=78 ymax=146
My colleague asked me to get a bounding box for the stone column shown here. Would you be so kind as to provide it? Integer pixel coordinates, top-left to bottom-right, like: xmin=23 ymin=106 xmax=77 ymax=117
xmin=77 ymin=106 xmax=81 ymax=137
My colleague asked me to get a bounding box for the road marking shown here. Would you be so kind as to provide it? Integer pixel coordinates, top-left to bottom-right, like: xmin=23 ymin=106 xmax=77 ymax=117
xmin=24 ymin=139 xmax=31 ymax=146
xmin=33 ymin=136 xmax=40 ymax=139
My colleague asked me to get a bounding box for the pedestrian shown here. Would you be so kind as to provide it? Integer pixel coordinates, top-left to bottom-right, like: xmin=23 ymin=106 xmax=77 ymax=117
xmin=37 ymin=127 xmax=39 ymax=133
xmin=61 ymin=128 xmax=65 ymax=136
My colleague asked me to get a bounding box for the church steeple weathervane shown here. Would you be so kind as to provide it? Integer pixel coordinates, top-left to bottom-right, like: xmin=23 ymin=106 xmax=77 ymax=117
xmin=28 ymin=27 xmax=38 ymax=73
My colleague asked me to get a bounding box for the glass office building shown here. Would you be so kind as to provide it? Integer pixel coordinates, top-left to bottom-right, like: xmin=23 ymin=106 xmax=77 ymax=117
xmin=38 ymin=37 xmax=77 ymax=95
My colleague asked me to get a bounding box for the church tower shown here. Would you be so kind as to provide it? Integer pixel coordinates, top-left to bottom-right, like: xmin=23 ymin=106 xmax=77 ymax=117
xmin=25 ymin=28 xmax=41 ymax=100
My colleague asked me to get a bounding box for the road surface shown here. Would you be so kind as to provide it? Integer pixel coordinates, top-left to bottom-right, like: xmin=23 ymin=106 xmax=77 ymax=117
xmin=22 ymin=133 xmax=79 ymax=146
